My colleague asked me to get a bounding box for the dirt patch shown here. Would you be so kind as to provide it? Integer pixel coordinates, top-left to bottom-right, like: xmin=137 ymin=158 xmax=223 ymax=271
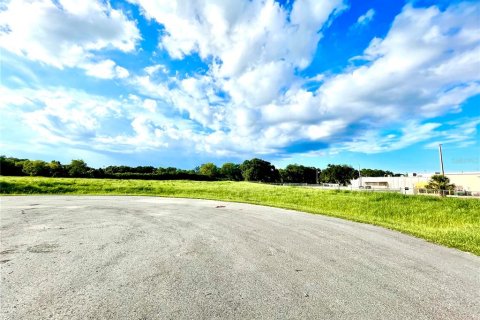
xmin=0 ymin=249 xmax=16 ymax=255
xmin=27 ymin=243 xmax=59 ymax=253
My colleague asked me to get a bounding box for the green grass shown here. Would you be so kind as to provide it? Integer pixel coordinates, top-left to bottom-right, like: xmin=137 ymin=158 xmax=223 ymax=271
xmin=1 ymin=176 xmax=479 ymax=255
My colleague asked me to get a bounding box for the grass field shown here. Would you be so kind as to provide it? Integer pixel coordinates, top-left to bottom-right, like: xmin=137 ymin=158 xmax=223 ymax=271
xmin=1 ymin=176 xmax=479 ymax=255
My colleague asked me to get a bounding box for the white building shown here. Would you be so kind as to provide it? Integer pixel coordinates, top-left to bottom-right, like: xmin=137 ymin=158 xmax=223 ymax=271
xmin=350 ymin=174 xmax=431 ymax=194
xmin=446 ymin=172 xmax=480 ymax=192
xmin=350 ymin=172 xmax=480 ymax=195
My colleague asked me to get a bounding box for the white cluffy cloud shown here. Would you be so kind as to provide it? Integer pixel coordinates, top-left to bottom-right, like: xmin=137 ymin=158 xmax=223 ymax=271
xmin=0 ymin=0 xmax=140 ymax=77
xmin=83 ymin=60 xmax=130 ymax=79
xmin=129 ymin=0 xmax=346 ymax=76
xmin=144 ymin=64 xmax=169 ymax=76
xmin=129 ymin=0 xmax=347 ymax=154
xmin=356 ymin=8 xmax=375 ymax=26
xmin=0 ymin=86 xmax=197 ymax=153
xmin=2 ymin=1 xmax=479 ymax=159
xmin=129 ymin=2 xmax=480 ymax=156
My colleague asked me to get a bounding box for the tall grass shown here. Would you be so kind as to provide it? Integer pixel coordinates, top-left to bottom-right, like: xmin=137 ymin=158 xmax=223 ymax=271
xmin=1 ymin=176 xmax=479 ymax=255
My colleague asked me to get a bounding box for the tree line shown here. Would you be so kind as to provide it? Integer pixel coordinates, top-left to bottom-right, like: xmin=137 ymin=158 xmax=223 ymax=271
xmin=0 ymin=156 xmax=398 ymax=185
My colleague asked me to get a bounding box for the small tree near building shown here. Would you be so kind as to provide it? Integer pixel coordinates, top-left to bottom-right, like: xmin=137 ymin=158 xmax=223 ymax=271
xmin=426 ymin=174 xmax=455 ymax=196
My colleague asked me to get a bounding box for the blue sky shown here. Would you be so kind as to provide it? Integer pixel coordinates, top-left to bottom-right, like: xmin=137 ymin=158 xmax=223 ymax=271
xmin=1 ymin=0 xmax=479 ymax=173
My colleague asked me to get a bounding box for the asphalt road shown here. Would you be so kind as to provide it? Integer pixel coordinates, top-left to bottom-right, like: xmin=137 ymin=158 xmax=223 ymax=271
xmin=1 ymin=196 xmax=479 ymax=320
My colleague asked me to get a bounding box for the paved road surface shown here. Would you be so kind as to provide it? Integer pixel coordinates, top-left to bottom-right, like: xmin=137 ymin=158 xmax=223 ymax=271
xmin=1 ymin=196 xmax=479 ymax=319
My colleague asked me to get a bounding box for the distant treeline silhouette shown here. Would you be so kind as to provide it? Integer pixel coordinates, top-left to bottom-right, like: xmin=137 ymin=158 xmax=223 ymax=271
xmin=0 ymin=156 xmax=397 ymax=185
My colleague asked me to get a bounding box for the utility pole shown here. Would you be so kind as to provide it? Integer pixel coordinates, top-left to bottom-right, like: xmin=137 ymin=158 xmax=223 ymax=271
xmin=358 ymin=165 xmax=362 ymax=188
xmin=438 ymin=144 xmax=445 ymax=176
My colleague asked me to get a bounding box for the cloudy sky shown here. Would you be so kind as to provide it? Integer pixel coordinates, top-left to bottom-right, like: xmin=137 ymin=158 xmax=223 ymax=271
xmin=1 ymin=0 xmax=479 ymax=172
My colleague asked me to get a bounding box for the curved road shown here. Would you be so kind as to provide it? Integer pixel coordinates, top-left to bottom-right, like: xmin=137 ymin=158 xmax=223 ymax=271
xmin=1 ymin=196 xmax=479 ymax=319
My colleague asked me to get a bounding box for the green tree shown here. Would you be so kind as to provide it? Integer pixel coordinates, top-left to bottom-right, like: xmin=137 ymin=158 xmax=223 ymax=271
xmin=220 ymin=162 xmax=243 ymax=181
xmin=48 ymin=160 xmax=66 ymax=177
xmin=240 ymin=158 xmax=280 ymax=182
xmin=320 ymin=164 xmax=359 ymax=186
xmin=280 ymin=164 xmax=318 ymax=184
xmin=360 ymin=168 xmax=394 ymax=177
xmin=0 ymin=156 xmax=26 ymax=176
xmin=22 ymin=160 xmax=50 ymax=176
xmin=426 ymin=174 xmax=455 ymax=196
xmin=199 ymin=162 xmax=220 ymax=178
xmin=135 ymin=166 xmax=156 ymax=174
xmin=68 ymin=159 xmax=90 ymax=177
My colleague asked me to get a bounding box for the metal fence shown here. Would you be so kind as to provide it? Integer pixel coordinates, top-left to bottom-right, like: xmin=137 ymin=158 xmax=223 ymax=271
xmin=271 ymin=183 xmax=404 ymax=193
xmin=269 ymin=183 xmax=480 ymax=198
xmin=415 ymin=188 xmax=480 ymax=197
